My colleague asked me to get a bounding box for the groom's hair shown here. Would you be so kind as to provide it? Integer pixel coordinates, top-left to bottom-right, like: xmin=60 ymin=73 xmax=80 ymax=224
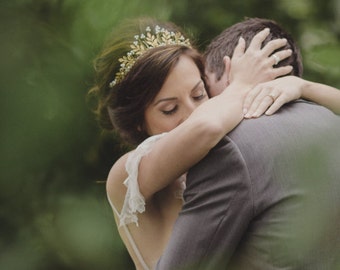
xmin=204 ymin=17 xmax=303 ymax=82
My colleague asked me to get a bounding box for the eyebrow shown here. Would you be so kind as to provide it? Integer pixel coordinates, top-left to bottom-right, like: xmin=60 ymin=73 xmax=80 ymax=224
xmin=153 ymin=80 xmax=203 ymax=106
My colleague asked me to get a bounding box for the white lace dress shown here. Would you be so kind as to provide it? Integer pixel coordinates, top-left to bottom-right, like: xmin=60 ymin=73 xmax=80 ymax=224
xmin=108 ymin=133 xmax=180 ymax=270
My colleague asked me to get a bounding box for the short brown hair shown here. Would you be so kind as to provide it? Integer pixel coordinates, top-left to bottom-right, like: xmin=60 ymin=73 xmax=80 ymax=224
xmin=205 ymin=17 xmax=303 ymax=82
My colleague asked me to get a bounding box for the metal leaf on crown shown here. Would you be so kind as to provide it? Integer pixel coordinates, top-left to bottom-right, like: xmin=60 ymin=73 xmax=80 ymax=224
xmin=109 ymin=25 xmax=191 ymax=88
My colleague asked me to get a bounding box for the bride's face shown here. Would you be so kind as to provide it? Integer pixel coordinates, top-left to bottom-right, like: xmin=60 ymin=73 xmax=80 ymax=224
xmin=144 ymin=55 xmax=209 ymax=135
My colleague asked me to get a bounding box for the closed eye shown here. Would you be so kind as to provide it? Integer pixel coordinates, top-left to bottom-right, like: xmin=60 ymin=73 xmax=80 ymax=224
xmin=162 ymin=105 xmax=178 ymax=115
xmin=193 ymin=92 xmax=207 ymax=101
xmin=192 ymin=84 xmax=207 ymax=101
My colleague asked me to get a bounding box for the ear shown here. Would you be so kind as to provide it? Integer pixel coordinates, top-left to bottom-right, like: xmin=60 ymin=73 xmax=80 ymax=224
xmin=221 ymin=56 xmax=231 ymax=86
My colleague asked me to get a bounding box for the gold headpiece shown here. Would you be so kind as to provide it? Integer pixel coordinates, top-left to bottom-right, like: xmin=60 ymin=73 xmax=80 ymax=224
xmin=109 ymin=25 xmax=191 ymax=88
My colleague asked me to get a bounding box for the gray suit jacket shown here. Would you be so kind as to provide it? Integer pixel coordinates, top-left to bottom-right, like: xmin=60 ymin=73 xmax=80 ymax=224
xmin=156 ymin=101 xmax=340 ymax=270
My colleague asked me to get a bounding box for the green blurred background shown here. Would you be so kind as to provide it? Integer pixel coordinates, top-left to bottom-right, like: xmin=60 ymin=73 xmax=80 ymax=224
xmin=0 ymin=0 xmax=339 ymax=269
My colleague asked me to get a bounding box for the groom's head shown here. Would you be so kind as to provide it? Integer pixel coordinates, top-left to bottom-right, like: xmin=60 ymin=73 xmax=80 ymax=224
xmin=204 ymin=17 xmax=303 ymax=96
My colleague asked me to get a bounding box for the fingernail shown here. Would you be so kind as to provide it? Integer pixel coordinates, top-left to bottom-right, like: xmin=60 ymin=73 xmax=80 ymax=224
xmin=243 ymin=108 xmax=248 ymax=115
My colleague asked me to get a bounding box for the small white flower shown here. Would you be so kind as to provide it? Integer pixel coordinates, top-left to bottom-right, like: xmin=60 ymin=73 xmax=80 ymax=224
xmin=109 ymin=80 xmax=116 ymax=88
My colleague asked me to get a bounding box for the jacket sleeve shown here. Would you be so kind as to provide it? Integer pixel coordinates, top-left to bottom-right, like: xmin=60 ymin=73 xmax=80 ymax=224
xmin=155 ymin=137 xmax=254 ymax=270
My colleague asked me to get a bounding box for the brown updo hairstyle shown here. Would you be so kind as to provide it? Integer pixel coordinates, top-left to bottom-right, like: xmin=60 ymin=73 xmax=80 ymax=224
xmin=88 ymin=17 xmax=205 ymax=146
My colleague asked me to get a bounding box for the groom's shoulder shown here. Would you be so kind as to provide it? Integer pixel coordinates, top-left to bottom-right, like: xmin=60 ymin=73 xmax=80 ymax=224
xmin=226 ymin=100 xmax=340 ymax=149
xmin=233 ymin=100 xmax=338 ymax=134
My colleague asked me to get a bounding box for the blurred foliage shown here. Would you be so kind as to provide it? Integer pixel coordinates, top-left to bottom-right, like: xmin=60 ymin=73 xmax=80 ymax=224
xmin=0 ymin=0 xmax=339 ymax=269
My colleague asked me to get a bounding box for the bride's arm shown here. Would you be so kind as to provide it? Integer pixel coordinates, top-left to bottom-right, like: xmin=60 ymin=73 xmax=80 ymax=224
xmin=138 ymin=80 xmax=247 ymax=199
xmin=301 ymin=80 xmax=340 ymax=114
xmin=138 ymin=29 xmax=292 ymax=200
xmin=242 ymin=76 xmax=340 ymax=117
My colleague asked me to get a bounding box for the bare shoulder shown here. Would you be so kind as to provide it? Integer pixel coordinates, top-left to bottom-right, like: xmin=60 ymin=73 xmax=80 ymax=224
xmin=106 ymin=152 xmax=131 ymax=211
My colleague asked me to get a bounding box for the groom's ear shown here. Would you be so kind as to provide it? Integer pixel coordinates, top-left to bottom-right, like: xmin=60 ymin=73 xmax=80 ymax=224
xmin=218 ymin=56 xmax=231 ymax=88
xmin=205 ymin=56 xmax=232 ymax=97
xmin=223 ymin=56 xmax=232 ymax=83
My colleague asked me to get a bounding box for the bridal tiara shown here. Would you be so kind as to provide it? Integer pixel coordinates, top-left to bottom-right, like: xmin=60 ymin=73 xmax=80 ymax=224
xmin=109 ymin=25 xmax=191 ymax=88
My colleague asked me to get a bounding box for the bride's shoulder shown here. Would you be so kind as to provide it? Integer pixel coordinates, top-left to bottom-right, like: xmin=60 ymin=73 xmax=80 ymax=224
xmin=106 ymin=151 xmax=133 ymax=210
xmin=106 ymin=134 xmax=166 ymax=211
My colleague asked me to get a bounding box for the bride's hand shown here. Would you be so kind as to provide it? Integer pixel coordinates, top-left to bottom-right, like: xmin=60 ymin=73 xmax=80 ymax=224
xmin=230 ymin=28 xmax=293 ymax=87
xmin=243 ymin=76 xmax=304 ymax=118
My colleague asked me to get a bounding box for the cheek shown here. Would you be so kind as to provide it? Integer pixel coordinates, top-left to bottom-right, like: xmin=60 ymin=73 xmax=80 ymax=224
xmin=209 ymin=80 xmax=225 ymax=97
xmin=155 ymin=118 xmax=178 ymax=134
xmin=145 ymin=115 xmax=178 ymax=135
xmin=209 ymin=87 xmax=222 ymax=97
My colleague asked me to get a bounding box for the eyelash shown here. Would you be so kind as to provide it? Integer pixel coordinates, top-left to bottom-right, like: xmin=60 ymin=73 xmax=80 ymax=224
xmin=162 ymin=106 xmax=178 ymax=115
xmin=162 ymin=91 xmax=206 ymax=115
xmin=194 ymin=91 xmax=206 ymax=100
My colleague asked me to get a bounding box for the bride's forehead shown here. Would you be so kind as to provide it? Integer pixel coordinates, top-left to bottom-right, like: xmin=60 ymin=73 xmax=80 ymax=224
xmin=158 ymin=56 xmax=201 ymax=91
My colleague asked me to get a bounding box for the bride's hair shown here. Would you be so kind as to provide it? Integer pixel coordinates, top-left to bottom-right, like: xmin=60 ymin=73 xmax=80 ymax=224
xmin=88 ymin=17 xmax=205 ymax=145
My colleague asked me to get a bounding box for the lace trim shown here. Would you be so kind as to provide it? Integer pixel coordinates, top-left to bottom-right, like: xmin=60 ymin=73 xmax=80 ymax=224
xmin=119 ymin=133 xmax=166 ymax=227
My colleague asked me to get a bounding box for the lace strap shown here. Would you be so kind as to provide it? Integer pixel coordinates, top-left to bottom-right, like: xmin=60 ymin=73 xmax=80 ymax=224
xmin=119 ymin=133 xmax=166 ymax=227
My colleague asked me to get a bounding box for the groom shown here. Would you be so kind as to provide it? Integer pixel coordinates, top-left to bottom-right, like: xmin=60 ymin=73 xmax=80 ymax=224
xmin=156 ymin=18 xmax=340 ymax=269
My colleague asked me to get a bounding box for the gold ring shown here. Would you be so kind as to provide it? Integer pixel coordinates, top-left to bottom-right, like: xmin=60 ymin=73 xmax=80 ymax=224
xmin=272 ymin=54 xmax=280 ymax=65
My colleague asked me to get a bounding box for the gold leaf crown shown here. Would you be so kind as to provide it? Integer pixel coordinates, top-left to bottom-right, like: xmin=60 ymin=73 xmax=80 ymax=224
xmin=109 ymin=25 xmax=191 ymax=88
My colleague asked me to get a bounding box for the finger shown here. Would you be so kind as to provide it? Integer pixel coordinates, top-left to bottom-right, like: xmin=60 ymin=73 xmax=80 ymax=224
xmin=272 ymin=49 xmax=292 ymax=63
xmin=243 ymin=86 xmax=262 ymax=115
xmin=271 ymin=65 xmax=293 ymax=78
xmin=232 ymin=37 xmax=246 ymax=58
xmin=244 ymin=89 xmax=273 ymax=118
xmin=262 ymin=38 xmax=287 ymax=57
xmin=251 ymin=96 xmax=274 ymax=117
xmin=247 ymin=28 xmax=270 ymax=51
xmin=246 ymin=88 xmax=277 ymax=118
xmin=265 ymin=95 xmax=286 ymax=115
